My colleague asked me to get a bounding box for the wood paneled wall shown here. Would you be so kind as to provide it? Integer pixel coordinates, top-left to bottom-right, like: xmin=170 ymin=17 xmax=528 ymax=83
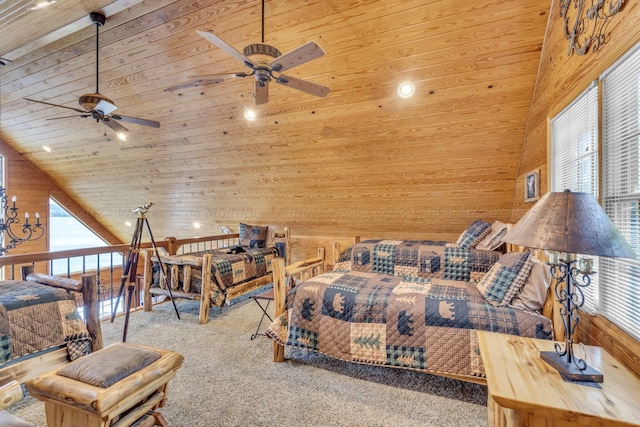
xmin=0 ymin=136 xmax=122 ymax=256
xmin=511 ymin=1 xmax=640 ymax=377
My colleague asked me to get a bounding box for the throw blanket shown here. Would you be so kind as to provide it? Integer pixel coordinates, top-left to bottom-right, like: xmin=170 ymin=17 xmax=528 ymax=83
xmin=335 ymin=239 xmax=501 ymax=283
xmin=0 ymin=281 xmax=92 ymax=363
xmin=152 ymin=246 xmax=279 ymax=306
xmin=267 ymin=270 xmax=552 ymax=380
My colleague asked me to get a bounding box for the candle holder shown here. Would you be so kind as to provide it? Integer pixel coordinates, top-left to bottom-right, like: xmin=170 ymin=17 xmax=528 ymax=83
xmin=0 ymin=186 xmax=45 ymax=254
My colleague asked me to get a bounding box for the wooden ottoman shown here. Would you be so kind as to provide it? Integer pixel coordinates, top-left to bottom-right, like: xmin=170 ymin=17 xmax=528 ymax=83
xmin=25 ymin=343 xmax=183 ymax=427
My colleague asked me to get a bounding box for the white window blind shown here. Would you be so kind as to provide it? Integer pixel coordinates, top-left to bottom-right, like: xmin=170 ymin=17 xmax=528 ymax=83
xmin=550 ymin=83 xmax=600 ymax=311
xmin=601 ymin=44 xmax=640 ymax=341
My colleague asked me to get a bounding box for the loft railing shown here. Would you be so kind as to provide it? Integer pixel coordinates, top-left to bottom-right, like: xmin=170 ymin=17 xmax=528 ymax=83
xmin=0 ymin=233 xmax=239 ymax=319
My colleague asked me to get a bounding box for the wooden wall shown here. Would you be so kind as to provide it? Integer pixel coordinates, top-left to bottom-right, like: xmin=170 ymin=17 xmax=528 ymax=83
xmin=511 ymin=1 xmax=640 ymax=377
xmin=0 ymin=136 xmax=122 ymax=256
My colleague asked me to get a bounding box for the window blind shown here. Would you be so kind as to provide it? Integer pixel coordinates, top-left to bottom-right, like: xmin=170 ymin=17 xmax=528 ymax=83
xmin=550 ymin=83 xmax=600 ymax=311
xmin=601 ymin=44 xmax=640 ymax=341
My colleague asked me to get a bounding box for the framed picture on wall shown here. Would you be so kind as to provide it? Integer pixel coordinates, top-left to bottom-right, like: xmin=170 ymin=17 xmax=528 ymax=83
xmin=524 ymin=169 xmax=540 ymax=203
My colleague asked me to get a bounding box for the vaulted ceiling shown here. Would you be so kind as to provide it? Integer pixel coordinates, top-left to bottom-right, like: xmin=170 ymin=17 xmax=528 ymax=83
xmin=0 ymin=0 xmax=550 ymax=242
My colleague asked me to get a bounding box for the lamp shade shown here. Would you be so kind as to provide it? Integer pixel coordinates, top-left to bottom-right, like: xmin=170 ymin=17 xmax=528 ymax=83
xmin=503 ymin=190 xmax=636 ymax=258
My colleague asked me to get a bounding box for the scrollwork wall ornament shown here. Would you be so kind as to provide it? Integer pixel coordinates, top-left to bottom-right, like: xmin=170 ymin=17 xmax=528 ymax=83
xmin=560 ymin=0 xmax=626 ymax=56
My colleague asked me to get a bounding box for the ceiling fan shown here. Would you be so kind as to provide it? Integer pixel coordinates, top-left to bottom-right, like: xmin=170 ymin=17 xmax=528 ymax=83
xmin=188 ymin=0 xmax=330 ymax=105
xmin=25 ymin=12 xmax=160 ymax=141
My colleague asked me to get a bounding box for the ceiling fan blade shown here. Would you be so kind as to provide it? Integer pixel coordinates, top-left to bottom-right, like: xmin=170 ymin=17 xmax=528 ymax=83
xmin=112 ymin=114 xmax=160 ymax=128
xmin=102 ymin=117 xmax=129 ymax=134
xmin=46 ymin=114 xmax=90 ymax=120
xmin=269 ymin=41 xmax=325 ymax=72
xmin=196 ymin=30 xmax=256 ymax=70
xmin=276 ymin=75 xmax=330 ymax=98
xmin=24 ymin=98 xmax=87 ymax=113
xmin=94 ymin=99 xmax=118 ymax=115
xmin=254 ymin=80 xmax=269 ymax=105
xmin=189 ymin=72 xmax=249 ymax=79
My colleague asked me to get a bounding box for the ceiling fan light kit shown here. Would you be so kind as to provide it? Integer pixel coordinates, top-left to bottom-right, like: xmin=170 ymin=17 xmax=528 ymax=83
xmin=24 ymin=11 xmax=160 ymax=140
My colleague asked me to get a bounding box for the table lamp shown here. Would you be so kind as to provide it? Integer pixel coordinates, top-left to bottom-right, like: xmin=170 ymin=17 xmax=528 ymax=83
xmin=503 ymin=190 xmax=635 ymax=382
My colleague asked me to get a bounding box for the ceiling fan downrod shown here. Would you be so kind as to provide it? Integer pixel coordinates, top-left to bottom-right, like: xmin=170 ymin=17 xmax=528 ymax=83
xmin=90 ymin=12 xmax=105 ymax=94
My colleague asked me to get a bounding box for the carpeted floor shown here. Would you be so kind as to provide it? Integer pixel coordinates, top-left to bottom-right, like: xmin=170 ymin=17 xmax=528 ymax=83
xmin=10 ymin=294 xmax=489 ymax=426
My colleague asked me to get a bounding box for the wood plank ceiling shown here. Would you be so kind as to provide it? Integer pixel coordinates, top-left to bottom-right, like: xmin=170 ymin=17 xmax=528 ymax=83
xmin=0 ymin=0 xmax=550 ymax=242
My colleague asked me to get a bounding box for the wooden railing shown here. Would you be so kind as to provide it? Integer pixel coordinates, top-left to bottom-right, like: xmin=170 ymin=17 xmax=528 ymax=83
xmin=0 ymin=233 xmax=240 ymax=319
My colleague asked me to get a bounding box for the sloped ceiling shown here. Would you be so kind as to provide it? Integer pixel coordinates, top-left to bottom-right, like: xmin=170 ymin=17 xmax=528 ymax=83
xmin=0 ymin=0 xmax=550 ymax=242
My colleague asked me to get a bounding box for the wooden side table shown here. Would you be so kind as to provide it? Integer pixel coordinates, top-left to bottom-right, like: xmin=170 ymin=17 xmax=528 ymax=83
xmin=477 ymin=331 xmax=640 ymax=427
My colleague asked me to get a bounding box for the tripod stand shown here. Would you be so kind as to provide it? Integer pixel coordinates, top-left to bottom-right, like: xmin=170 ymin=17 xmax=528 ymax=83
xmin=111 ymin=203 xmax=180 ymax=342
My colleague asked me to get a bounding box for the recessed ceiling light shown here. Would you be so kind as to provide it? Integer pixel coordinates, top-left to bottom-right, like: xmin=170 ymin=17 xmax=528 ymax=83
xmin=30 ymin=1 xmax=56 ymax=10
xmin=117 ymin=132 xmax=127 ymax=141
xmin=244 ymin=109 xmax=257 ymax=121
xmin=193 ymin=222 xmax=201 ymax=229
xmin=397 ymin=82 xmax=416 ymax=98
xmin=42 ymin=145 xmax=51 ymax=152
xmin=125 ymin=221 xmax=132 ymax=227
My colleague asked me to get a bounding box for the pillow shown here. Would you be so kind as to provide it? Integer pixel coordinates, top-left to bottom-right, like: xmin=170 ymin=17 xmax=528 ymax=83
xmin=456 ymin=220 xmax=492 ymax=249
xmin=239 ymin=223 xmax=269 ymax=248
xmin=510 ymin=257 xmax=552 ymax=311
xmin=475 ymin=221 xmax=509 ymax=251
xmin=476 ymin=251 xmax=533 ymax=306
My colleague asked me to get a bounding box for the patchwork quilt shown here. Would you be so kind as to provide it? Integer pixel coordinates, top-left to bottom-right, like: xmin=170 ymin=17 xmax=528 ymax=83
xmin=266 ymin=270 xmax=553 ymax=380
xmin=334 ymin=239 xmax=501 ymax=284
xmin=151 ymin=246 xmax=279 ymax=306
xmin=0 ymin=280 xmax=92 ymax=364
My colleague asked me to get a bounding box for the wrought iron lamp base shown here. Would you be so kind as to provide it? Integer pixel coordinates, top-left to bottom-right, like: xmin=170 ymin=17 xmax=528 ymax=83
xmin=540 ymin=350 xmax=603 ymax=383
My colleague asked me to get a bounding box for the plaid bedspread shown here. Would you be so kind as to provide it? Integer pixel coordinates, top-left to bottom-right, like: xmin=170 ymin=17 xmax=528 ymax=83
xmin=0 ymin=281 xmax=92 ymax=364
xmin=152 ymin=246 xmax=279 ymax=306
xmin=335 ymin=239 xmax=501 ymax=284
xmin=266 ymin=270 xmax=553 ymax=380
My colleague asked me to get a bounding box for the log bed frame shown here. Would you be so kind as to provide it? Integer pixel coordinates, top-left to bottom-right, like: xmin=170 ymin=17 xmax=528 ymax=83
xmin=0 ymin=266 xmax=103 ymax=411
xmin=142 ymin=228 xmax=291 ymax=324
xmin=271 ymin=241 xmax=563 ymax=385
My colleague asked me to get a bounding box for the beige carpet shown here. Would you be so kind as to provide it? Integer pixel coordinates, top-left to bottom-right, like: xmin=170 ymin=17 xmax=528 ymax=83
xmin=10 ymin=295 xmax=489 ymax=426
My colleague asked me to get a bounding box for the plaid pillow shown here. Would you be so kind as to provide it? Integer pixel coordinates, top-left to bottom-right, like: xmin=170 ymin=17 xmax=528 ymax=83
xmin=476 ymin=251 xmax=533 ymax=306
xmin=239 ymin=223 xmax=269 ymax=248
xmin=456 ymin=220 xmax=492 ymax=249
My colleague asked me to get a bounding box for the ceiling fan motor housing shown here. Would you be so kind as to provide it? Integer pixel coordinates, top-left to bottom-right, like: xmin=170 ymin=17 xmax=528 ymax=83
xmin=79 ymin=93 xmax=115 ymax=112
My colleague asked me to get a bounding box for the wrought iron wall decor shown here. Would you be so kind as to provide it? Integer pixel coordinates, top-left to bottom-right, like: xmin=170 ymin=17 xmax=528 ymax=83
xmin=0 ymin=186 xmax=44 ymax=255
xmin=560 ymin=0 xmax=625 ymax=56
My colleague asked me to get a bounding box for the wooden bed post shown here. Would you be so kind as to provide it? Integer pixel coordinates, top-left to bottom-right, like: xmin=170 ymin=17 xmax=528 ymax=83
xmin=82 ymin=275 xmax=103 ymax=352
xmin=272 ymin=257 xmax=286 ymax=362
xmin=199 ymin=253 xmax=213 ymax=324
xmin=142 ymin=250 xmax=153 ymax=312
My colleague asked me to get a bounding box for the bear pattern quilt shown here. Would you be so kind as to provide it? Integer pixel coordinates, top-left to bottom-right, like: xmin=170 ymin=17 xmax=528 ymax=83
xmin=266 ymin=270 xmax=553 ymax=380
xmin=334 ymin=239 xmax=501 ymax=284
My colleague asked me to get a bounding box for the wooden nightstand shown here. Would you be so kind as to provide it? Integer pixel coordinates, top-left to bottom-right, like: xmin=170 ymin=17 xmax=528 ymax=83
xmin=477 ymin=331 xmax=640 ymax=427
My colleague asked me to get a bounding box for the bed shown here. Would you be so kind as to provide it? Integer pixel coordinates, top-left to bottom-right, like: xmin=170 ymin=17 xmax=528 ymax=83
xmin=267 ymin=222 xmax=559 ymax=384
xmin=143 ymin=224 xmax=289 ymax=324
xmin=0 ymin=266 xmax=102 ymax=413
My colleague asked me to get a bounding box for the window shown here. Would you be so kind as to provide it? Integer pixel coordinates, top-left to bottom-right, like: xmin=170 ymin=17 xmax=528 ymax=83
xmin=49 ymin=198 xmax=122 ymax=274
xmin=600 ymin=45 xmax=640 ymax=341
xmin=550 ymin=82 xmax=600 ymax=311
xmin=550 ymin=43 xmax=640 ymax=341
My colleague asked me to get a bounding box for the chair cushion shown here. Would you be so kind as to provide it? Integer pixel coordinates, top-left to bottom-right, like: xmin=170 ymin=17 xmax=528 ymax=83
xmin=57 ymin=343 xmax=161 ymax=388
